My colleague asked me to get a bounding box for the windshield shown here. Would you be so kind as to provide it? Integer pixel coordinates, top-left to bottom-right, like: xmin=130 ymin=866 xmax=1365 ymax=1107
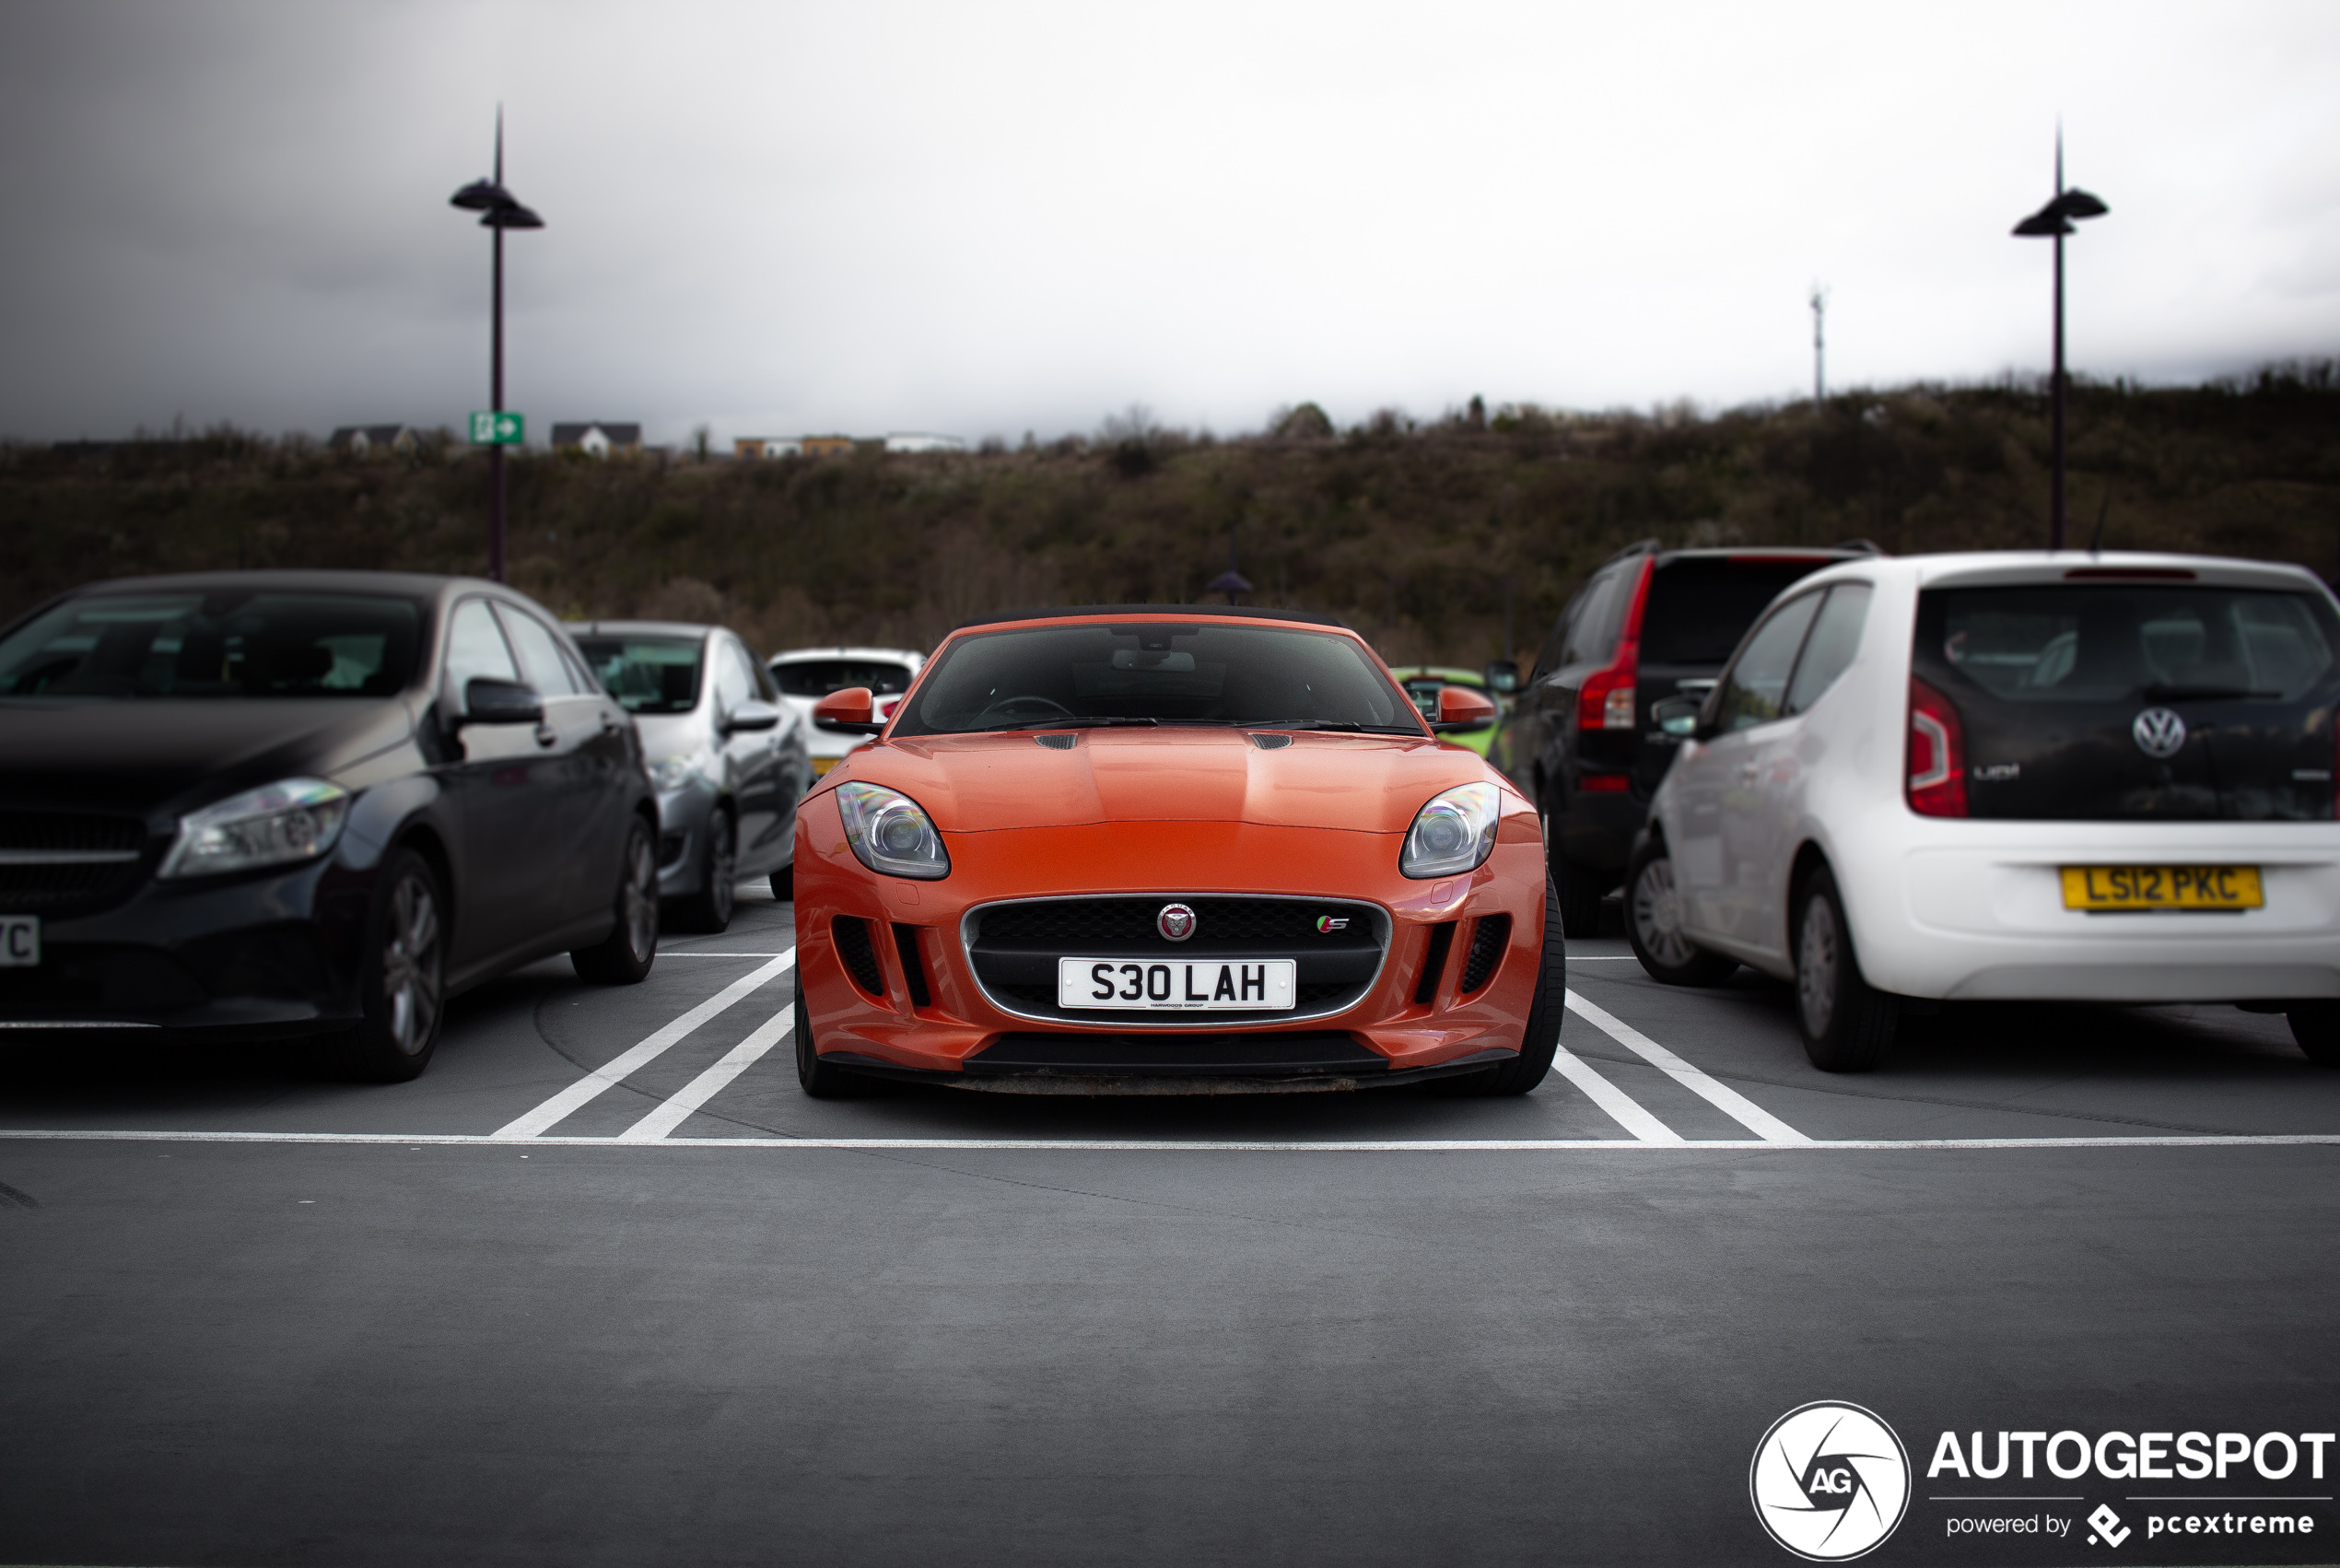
xmin=574 ymin=634 xmax=705 ymax=715
xmin=0 ymin=591 xmax=423 ymax=699
xmin=894 ymin=621 xmax=1421 ymax=736
xmin=771 ymin=658 xmax=916 ymax=697
xmin=1932 ymin=586 xmax=2339 ymax=702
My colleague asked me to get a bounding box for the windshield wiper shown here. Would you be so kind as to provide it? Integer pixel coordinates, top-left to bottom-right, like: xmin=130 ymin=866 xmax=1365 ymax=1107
xmin=2143 ymin=684 xmax=2279 ymax=701
xmin=1248 ymin=720 xmax=1427 ymax=735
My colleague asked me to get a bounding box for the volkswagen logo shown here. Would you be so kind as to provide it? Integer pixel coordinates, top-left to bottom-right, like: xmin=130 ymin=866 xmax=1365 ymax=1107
xmin=1156 ymin=903 xmax=1197 ymax=942
xmin=1749 ymin=1401 xmax=1910 ymax=1561
xmin=2133 ymin=707 xmax=2188 ymax=759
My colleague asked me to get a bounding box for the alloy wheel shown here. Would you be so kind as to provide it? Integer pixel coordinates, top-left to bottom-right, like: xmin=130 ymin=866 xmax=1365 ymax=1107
xmin=622 ymin=829 xmax=659 ymax=964
xmin=381 ymin=873 xmax=443 ymax=1057
xmin=1630 ymin=856 xmax=1698 ymax=968
xmin=707 ymin=813 xmax=735 ymax=928
xmin=1796 ymin=893 xmax=1839 ymax=1041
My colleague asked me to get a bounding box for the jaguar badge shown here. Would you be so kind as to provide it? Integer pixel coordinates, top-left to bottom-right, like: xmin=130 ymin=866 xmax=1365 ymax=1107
xmin=1156 ymin=903 xmax=1197 ymax=942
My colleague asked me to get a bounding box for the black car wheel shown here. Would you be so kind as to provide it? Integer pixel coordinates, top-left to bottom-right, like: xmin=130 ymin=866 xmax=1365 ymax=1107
xmin=1624 ymin=837 xmax=1737 ymax=987
xmin=325 ymin=848 xmax=446 ymax=1082
xmin=1794 ymin=864 xmax=1896 ymax=1072
xmin=2287 ymin=1002 xmax=2340 ymax=1067
xmin=1434 ymin=879 xmax=1564 ymax=1097
xmin=572 ymin=816 xmax=659 ymax=984
xmin=768 ymin=860 xmax=793 ymax=903
xmin=673 ymin=809 xmax=736 ymax=933
xmin=795 ymin=978 xmax=877 ymax=1098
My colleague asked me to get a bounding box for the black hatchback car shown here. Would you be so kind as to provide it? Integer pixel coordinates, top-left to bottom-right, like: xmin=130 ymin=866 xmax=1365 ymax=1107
xmin=0 ymin=570 xmax=661 ymax=1080
xmin=1495 ymin=541 xmax=1872 ymax=933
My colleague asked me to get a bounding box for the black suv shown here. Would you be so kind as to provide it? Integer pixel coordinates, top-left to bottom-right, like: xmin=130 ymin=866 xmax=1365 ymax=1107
xmin=1494 ymin=542 xmax=1873 ymax=933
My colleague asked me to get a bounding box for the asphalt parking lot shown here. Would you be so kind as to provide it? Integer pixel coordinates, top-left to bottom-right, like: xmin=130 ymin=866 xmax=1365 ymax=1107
xmin=5 ymin=890 xmax=2338 ymax=1566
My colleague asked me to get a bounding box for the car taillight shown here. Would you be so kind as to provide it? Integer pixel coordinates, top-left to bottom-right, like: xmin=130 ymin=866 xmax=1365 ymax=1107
xmin=875 ymin=696 xmax=902 ymax=720
xmin=1907 ymin=677 xmax=1967 ymax=817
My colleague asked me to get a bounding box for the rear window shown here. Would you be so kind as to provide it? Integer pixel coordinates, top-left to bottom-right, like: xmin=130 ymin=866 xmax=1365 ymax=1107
xmin=1932 ymin=586 xmax=2338 ymax=702
xmin=770 ymin=658 xmax=915 ymax=698
xmin=1641 ymin=558 xmax=1839 ymax=666
xmin=0 ymin=591 xmax=423 ymax=698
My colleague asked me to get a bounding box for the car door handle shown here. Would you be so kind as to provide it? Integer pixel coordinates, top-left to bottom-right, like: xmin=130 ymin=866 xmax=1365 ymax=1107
xmin=534 ymin=723 xmax=559 ymax=748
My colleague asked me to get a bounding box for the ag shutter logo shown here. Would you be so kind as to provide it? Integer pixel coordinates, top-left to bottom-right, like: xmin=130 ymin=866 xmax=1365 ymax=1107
xmin=1751 ymin=1401 xmax=1912 ymax=1562
xmin=2088 ymin=1504 xmax=2131 ymax=1548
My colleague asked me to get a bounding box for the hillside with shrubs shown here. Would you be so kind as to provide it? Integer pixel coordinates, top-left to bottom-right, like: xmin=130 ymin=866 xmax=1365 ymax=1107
xmin=5 ymin=366 xmax=2337 ymax=666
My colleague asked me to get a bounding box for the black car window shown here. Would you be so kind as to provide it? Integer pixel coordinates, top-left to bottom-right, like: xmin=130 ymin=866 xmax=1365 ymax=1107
xmin=895 ymin=622 xmax=1417 ymax=735
xmin=1784 ymin=584 xmax=1873 ymax=715
xmin=1641 ymin=557 xmax=1840 ymax=666
xmin=574 ymin=634 xmax=704 ymax=715
xmin=1714 ymin=592 xmax=1824 ymax=732
xmin=445 ymin=600 xmax=520 ymax=693
xmin=0 ymin=591 xmax=423 ymax=699
xmin=494 ymin=603 xmax=583 ymax=697
xmin=770 ymin=658 xmax=916 ymax=697
xmin=1559 ymin=564 xmax=1631 ymax=669
xmin=1932 ymin=586 xmax=2338 ymax=703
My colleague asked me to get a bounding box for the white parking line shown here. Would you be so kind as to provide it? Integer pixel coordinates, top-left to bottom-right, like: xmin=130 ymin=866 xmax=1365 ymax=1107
xmin=616 ymin=1006 xmax=794 ymax=1142
xmin=1565 ymin=989 xmax=1811 ymax=1144
xmin=1549 ymin=1043 xmax=1681 ymax=1144
xmin=493 ymin=949 xmax=796 ymax=1139
xmin=8 ymin=1129 xmax=2340 ymax=1152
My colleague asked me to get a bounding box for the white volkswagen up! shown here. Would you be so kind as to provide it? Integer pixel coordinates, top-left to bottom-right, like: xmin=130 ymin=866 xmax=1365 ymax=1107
xmin=1625 ymin=551 xmax=2340 ymax=1071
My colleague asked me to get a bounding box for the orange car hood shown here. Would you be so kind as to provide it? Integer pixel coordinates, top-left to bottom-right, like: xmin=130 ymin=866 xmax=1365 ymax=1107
xmin=831 ymin=729 xmax=1496 ymax=835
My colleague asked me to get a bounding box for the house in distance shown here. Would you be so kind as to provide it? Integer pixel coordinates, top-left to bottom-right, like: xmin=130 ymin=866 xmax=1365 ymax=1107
xmin=552 ymin=422 xmax=643 ymax=458
xmin=328 ymin=424 xmax=420 ymax=457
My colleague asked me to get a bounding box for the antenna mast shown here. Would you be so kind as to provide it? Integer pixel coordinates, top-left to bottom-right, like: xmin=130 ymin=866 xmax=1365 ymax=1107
xmin=1809 ymin=284 xmax=1829 ymax=403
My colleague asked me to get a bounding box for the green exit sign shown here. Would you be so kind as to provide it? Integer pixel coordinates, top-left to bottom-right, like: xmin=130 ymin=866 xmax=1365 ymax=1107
xmin=469 ymin=411 xmax=524 ymax=445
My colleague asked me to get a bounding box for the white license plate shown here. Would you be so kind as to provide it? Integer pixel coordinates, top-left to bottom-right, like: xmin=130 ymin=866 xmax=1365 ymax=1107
xmin=0 ymin=916 xmax=38 ymax=967
xmin=1058 ymin=957 xmax=1296 ymax=1011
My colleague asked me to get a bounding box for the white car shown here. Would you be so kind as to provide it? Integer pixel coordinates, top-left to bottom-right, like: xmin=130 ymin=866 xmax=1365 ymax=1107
xmin=766 ymin=646 xmax=925 ymax=777
xmin=1624 ymin=550 xmax=2340 ymax=1071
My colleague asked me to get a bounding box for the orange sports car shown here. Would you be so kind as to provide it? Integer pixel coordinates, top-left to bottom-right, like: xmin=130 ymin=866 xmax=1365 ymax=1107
xmin=790 ymin=606 xmax=1562 ymax=1095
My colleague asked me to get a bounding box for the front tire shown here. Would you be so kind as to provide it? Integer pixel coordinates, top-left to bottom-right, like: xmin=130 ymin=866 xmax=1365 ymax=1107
xmin=673 ymin=808 xmax=736 ymax=933
xmin=571 ymin=816 xmax=660 ymax=984
xmin=1793 ymin=864 xmax=1895 ymax=1072
xmin=1438 ymin=880 xmax=1565 ymax=1096
xmin=323 ymin=848 xmax=446 ymax=1083
xmin=2287 ymin=1003 xmax=2340 ymax=1067
xmin=1624 ymin=837 xmax=1737 ymax=987
xmin=795 ymin=979 xmax=878 ymax=1097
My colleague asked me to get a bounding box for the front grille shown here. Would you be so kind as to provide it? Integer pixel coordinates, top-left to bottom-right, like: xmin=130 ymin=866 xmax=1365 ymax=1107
xmin=0 ymin=944 xmax=206 ymax=1020
xmin=1458 ymin=915 xmax=1511 ymax=994
xmin=0 ymin=811 xmax=151 ymax=917
xmin=965 ymin=895 xmax=1386 ymax=1025
xmin=834 ymin=917 xmax=884 ymax=996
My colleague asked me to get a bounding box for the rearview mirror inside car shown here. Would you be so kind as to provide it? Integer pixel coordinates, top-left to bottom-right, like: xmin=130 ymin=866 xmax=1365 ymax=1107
xmin=813 ymin=685 xmax=885 ymax=735
xmin=1651 ymin=695 xmax=1702 ymax=738
xmin=457 ymin=677 xmax=544 ymax=728
xmin=1481 ymin=660 xmax=1520 ymax=696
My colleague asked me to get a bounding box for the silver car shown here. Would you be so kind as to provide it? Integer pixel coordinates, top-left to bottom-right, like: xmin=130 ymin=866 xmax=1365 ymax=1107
xmin=569 ymin=621 xmax=813 ymax=931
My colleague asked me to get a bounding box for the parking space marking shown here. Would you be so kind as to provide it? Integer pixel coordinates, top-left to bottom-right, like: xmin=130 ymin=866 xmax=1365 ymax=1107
xmin=493 ymin=949 xmax=796 ymax=1139
xmin=1565 ymin=989 xmax=1811 ymax=1144
xmin=1548 ymin=1042 xmax=1681 ymax=1143
xmin=615 ymin=1005 xmax=793 ymax=1142
xmin=8 ymin=1129 xmax=2340 ymax=1152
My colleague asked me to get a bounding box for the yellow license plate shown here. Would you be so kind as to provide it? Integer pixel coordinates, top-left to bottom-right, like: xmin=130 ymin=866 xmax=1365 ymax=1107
xmin=812 ymin=756 xmax=839 ymax=776
xmin=2060 ymin=865 xmax=2263 ymax=912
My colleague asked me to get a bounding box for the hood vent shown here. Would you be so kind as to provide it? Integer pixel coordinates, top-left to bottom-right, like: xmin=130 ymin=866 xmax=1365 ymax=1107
xmin=1034 ymin=732 xmax=1077 ymax=751
xmin=1246 ymin=732 xmax=1293 ymax=750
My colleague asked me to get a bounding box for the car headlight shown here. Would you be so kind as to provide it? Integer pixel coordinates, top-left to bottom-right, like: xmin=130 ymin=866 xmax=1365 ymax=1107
xmin=159 ymin=778 xmax=350 ymax=880
xmin=647 ymin=753 xmax=713 ymax=793
xmin=833 ymin=781 xmax=950 ymax=880
xmin=1399 ymin=782 xmax=1503 ymax=880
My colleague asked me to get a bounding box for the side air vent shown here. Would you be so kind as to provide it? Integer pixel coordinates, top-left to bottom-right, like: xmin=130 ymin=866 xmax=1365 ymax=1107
xmin=834 ymin=916 xmax=884 ymax=996
xmin=1034 ymin=733 xmax=1077 ymax=750
xmin=1246 ymin=732 xmax=1293 ymax=750
xmin=1458 ymin=915 xmax=1511 ymax=994
xmin=1414 ymin=921 xmax=1457 ymax=1005
xmin=891 ymin=923 xmax=932 ymax=1008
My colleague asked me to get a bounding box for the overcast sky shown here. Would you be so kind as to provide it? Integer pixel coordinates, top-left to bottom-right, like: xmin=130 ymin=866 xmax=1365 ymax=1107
xmin=3 ymin=1 xmax=2335 ymax=447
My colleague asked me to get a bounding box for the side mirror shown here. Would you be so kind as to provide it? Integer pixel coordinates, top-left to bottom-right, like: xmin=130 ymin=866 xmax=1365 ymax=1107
xmin=456 ymin=676 xmax=544 ymax=728
xmin=724 ymin=698 xmax=781 ymax=734
xmin=1481 ymin=660 xmax=1520 ymax=696
xmin=813 ymin=685 xmax=885 ymax=735
xmin=1650 ymin=694 xmax=1702 ymax=739
xmin=1432 ymin=685 xmax=1497 ymax=732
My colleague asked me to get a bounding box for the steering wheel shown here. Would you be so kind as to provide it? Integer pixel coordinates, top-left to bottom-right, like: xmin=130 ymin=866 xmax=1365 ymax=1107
xmin=974 ymin=695 xmax=1074 ymax=725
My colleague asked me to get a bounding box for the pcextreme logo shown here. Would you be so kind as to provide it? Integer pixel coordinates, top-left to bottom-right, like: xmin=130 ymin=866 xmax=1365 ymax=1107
xmin=1751 ymin=1401 xmax=1913 ymax=1562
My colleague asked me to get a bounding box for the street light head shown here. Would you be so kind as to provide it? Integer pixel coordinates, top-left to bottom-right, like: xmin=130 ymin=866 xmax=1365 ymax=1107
xmin=481 ymin=204 xmax=545 ymax=230
xmin=2054 ymin=187 xmax=2110 ymax=220
xmin=450 ymin=179 xmax=512 ymax=212
xmin=2013 ymin=205 xmax=2076 ymax=238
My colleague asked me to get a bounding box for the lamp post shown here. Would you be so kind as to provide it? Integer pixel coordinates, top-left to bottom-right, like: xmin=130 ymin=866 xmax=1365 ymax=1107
xmin=2011 ymin=131 xmax=2108 ymax=552
xmin=450 ymin=110 xmax=544 ymax=582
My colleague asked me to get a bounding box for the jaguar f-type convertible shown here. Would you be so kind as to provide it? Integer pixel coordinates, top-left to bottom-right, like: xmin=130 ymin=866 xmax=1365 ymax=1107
xmin=790 ymin=606 xmax=1562 ymax=1094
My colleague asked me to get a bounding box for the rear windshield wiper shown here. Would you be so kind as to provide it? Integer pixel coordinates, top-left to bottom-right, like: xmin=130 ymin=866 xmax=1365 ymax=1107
xmin=2143 ymin=684 xmax=2280 ymax=701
